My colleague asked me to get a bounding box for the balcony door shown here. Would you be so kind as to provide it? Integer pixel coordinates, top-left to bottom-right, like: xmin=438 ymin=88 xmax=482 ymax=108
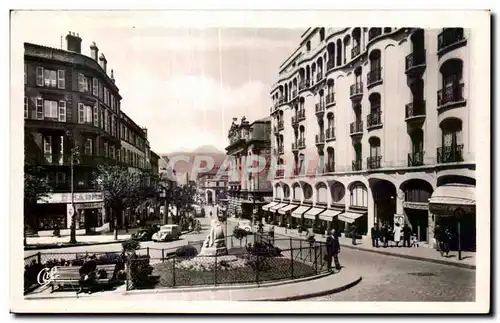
xmin=354 ymin=143 xmax=362 ymax=162
xmin=411 ymin=129 xmax=424 ymax=154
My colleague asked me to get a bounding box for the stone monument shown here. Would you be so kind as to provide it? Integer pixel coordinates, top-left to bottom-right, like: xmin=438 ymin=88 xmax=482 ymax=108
xmin=198 ymin=219 xmax=228 ymax=256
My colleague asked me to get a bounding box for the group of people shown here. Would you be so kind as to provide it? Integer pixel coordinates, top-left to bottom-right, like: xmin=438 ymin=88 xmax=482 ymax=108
xmin=433 ymin=224 xmax=453 ymax=257
xmin=370 ymin=222 xmax=416 ymax=248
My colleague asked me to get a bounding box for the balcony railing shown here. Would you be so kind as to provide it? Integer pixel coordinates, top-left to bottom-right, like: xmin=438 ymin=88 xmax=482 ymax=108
xmin=437 ymin=28 xmax=465 ymax=52
xmin=292 ymin=90 xmax=297 ymax=98
xmin=298 ymin=109 xmax=306 ymax=121
xmin=315 ymin=133 xmax=325 ymax=145
xmin=315 ymin=101 xmax=325 ymax=114
xmin=325 ymin=162 xmax=335 ymax=173
xmin=408 ymin=151 xmax=425 ymax=167
xmin=298 ymin=138 xmax=306 ymax=149
xmin=277 ymin=121 xmax=284 ymax=130
xmin=367 ymin=110 xmax=382 ymax=129
xmin=327 ymin=60 xmax=335 ymax=71
xmin=316 ymin=73 xmax=323 ymax=83
xmin=350 ymin=121 xmax=363 ymax=134
xmin=326 ymin=93 xmax=335 ymax=106
xmin=351 ymin=44 xmax=360 ymax=58
xmin=367 ymin=156 xmax=382 ymax=170
xmin=277 ymin=145 xmax=284 ymax=155
xmin=437 ymin=83 xmax=465 ymax=107
xmin=350 ymin=82 xmax=363 ymax=97
xmin=291 ymin=142 xmax=299 ymax=152
xmin=368 ymin=28 xmax=382 ymax=41
xmin=367 ymin=67 xmax=382 ymax=86
xmin=291 ymin=116 xmax=299 ymax=126
xmin=437 ymin=145 xmax=464 ymax=163
xmin=405 ymin=50 xmax=426 ymax=72
xmin=405 ymin=100 xmax=426 ymax=119
xmin=352 ymin=159 xmax=362 ymax=171
xmin=41 ymin=153 xmax=70 ymax=166
xmin=325 ymin=127 xmax=335 ymax=141
xmin=277 ymin=96 xmax=285 ymax=105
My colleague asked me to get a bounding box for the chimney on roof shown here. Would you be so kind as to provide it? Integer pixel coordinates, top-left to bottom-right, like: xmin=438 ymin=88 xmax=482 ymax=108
xmin=110 ymin=69 xmax=115 ymax=83
xmin=141 ymin=127 xmax=148 ymax=139
xmin=65 ymin=31 xmax=82 ymax=53
xmin=90 ymin=42 xmax=99 ymax=61
xmin=99 ymin=53 xmax=107 ymax=73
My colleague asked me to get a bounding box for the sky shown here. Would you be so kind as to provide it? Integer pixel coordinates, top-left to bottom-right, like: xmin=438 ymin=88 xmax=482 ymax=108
xmin=14 ymin=11 xmax=303 ymax=154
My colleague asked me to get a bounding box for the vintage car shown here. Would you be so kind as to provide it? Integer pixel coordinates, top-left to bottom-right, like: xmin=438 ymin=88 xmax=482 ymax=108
xmin=237 ymin=219 xmax=253 ymax=232
xmin=151 ymin=224 xmax=182 ymax=242
xmin=131 ymin=226 xmax=160 ymax=241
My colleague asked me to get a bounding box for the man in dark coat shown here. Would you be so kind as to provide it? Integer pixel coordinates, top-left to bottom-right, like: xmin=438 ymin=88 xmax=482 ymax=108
xmin=326 ymin=230 xmax=341 ymax=271
xmin=371 ymin=225 xmax=379 ymax=247
xmin=350 ymin=224 xmax=357 ymax=245
xmin=77 ymin=255 xmax=97 ymax=295
xmin=402 ymin=223 xmax=412 ymax=247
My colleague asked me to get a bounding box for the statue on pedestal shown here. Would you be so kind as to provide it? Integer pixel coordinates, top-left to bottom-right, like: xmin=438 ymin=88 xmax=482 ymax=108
xmin=198 ymin=219 xmax=228 ymax=256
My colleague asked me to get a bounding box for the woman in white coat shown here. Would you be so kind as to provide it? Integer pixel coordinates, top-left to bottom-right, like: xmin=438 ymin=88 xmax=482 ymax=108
xmin=393 ymin=222 xmax=402 ymax=247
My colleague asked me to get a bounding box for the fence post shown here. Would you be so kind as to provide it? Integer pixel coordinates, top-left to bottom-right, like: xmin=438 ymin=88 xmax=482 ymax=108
xmin=214 ymin=254 xmax=217 ymax=286
xmin=172 ymin=256 xmax=176 ymax=287
xmin=256 ymin=253 xmax=260 ymax=284
xmin=162 ymin=249 xmax=165 ymax=262
xmin=37 ymin=252 xmax=41 ymax=265
xmin=147 ymin=247 xmax=150 ymax=257
xmin=290 ymin=237 xmax=294 ymax=280
xmin=299 ymin=240 xmax=302 ymax=260
xmin=320 ymin=244 xmax=323 ymax=272
xmin=126 ymin=259 xmax=130 ymax=291
xmin=314 ymin=245 xmax=318 ymax=274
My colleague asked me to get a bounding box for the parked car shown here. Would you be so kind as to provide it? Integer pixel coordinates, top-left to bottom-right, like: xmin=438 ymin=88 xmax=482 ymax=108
xmin=131 ymin=226 xmax=160 ymax=241
xmin=152 ymin=224 xmax=182 ymax=242
xmin=237 ymin=220 xmax=253 ymax=232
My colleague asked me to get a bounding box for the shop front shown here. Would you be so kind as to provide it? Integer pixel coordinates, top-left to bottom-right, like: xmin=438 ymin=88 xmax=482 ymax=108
xmin=262 ymin=201 xmax=278 ymax=223
xmin=269 ymin=202 xmax=288 ymax=225
xmin=318 ymin=208 xmax=344 ymax=234
xmin=277 ymin=204 xmax=299 ymax=227
xmin=303 ymin=206 xmax=325 ymax=231
xmin=291 ymin=205 xmax=311 ymax=228
xmin=338 ymin=210 xmax=368 ymax=236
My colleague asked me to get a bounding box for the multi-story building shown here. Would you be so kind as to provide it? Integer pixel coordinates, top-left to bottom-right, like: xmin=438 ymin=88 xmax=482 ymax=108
xmin=150 ymin=151 xmax=160 ymax=175
xmin=196 ymin=165 xmax=228 ymax=205
xmin=226 ymin=116 xmax=273 ymax=220
xmin=24 ymin=32 xmax=161 ymax=236
xmin=265 ymin=27 xmax=475 ymax=250
xmin=119 ymin=112 xmax=150 ymax=174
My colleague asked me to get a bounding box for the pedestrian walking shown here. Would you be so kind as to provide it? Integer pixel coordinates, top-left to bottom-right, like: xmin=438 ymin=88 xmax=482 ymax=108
xmin=350 ymin=224 xmax=357 ymax=245
xmin=393 ymin=222 xmax=402 ymax=247
xmin=371 ymin=225 xmax=379 ymax=247
xmin=269 ymin=224 xmax=275 ymax=244
xmin=326 ymin=229 xmax=341 ymax=271
xmin=402 ymin=223 xmax=412 ymax=247
xmin=440 ymin=226 xmax=452 ymax=257
xmin=434 ymin=224 xmax=442 ymax=252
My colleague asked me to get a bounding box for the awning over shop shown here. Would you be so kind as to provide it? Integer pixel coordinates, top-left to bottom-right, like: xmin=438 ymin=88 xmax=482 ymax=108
xmin=278 ymin=204 xmax=299 ymax=215
xmin=304 ymin=207 xmax=325 ymax=220
xmin=291 ymin=206 xmax=311 ymax=219
xmin=428 ymin=184 xmax=476 ymax=215
xmin=270 ymin=203 xmax=288 ymax=212
xmin=318 ymin=209 xmax=343 ymax=221
xmin=338 ymin=211 xmax=366 ymax=224
xmin=261 ymin=202 xmax=278 ymax=211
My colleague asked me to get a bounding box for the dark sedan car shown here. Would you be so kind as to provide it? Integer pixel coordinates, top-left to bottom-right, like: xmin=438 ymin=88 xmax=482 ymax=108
xmin=131 ymin=226 xmax=160 ymax=241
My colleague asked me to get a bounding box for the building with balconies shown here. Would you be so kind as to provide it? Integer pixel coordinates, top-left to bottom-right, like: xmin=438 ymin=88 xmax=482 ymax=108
xmin=265 ymin=27 xmax=475 ymax=251
xmin=225 ymin=116 xmax=273 ymax=220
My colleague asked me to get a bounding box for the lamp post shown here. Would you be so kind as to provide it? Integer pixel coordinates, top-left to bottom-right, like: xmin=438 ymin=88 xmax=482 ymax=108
xmin=69 ymin=145 xmax=79 ymax=244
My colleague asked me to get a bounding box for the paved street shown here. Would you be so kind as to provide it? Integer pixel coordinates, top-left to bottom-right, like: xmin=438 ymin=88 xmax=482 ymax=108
xmin=306 ymin=247 xmax=475 ymax=302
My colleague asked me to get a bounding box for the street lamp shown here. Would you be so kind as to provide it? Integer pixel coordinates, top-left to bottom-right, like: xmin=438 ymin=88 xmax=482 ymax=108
xmin=68 ymin=143 xmax=79 ymax=244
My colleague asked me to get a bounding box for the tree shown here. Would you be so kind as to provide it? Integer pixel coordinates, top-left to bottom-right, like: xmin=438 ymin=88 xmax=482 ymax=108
xmin=94 ymin=165 xmax=144 ymax=240
xmin=24 ymin=164 xmax=52 ymax=242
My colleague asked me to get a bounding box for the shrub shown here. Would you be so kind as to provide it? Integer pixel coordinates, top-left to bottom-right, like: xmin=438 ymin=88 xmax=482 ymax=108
xmin=233 ymin=227 xmax=248 ymax=246
xmin=129 ymin=254 xmax=154 ymax=288
xmin=246 ymin=241 xmax=282 ymax=257
xmin=175 ymin=245 xmax=198 ymax=259
xmin=122 ymin=239 xmax=141 ymax=253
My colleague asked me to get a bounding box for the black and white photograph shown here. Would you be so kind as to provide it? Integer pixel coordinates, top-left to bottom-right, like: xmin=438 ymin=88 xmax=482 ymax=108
xmin=9 ymin=9 xmax=490 ymax=314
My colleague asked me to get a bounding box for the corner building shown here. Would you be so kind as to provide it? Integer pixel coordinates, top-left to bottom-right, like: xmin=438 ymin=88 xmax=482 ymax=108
xmin=266 ymin=27 xmax=476 ymax=251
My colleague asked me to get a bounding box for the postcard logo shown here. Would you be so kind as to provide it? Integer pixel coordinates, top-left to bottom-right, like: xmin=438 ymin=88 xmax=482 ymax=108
xmin=37 ymin=267 xmax=60 ymax=287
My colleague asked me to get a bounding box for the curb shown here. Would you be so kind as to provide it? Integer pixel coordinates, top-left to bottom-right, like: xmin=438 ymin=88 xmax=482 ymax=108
xmin=24 ymin=239 xmax=129 ymax=251
xmin=340 ymin=244 xmax=476 ymax=270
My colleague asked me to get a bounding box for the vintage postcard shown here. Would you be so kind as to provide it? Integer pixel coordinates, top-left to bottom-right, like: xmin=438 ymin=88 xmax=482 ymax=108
xmin=10 ymin=9 xmax=490 ymax=314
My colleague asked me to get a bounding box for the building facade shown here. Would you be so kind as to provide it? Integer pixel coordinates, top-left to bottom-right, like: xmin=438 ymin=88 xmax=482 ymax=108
xmin=196 ymin=165 xmax=228 ymax=205
xmin=265 ymin=27 xmax=476 ymax=250
xmin=24 ymin=32 xmax=161 ymax=236
xmin=226 ymin=117 xmax=273 ymax=220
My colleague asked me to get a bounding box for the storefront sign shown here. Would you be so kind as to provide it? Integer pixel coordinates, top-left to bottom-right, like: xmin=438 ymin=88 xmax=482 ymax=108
xmin=38 ymin=192 xmax=103 ymax=204
xmin=75 ymin=202 xmax=104 ymax=210
xmin=429 ymin=203 xmax=475 ymax=216
xmin=403 ymin=202 xmax=429 ymax=210
xmin=394 ymin=214 xmax=404 ymax=226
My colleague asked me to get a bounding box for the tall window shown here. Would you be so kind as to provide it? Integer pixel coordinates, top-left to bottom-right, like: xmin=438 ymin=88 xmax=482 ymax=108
xmin=350 ymin=183 xmax=368 ymax=208
xmin=93 ymin=105 xmax=99 ymax=127
xmin=100 ymin=108 xmax=105 ymax=129
xmin=35 ymin=98 xmax=43 ymax=120
xmin=110 ymin=146 xmax=115 ymax=160
xmin=369 ymin=137 xmax=381 ymax=157
xmin=57 ymin=70 xmax=65 ymax=89
xmin=36 ymin=67 xmax=43 ymax=86
xmin=93 ymin=78 xmax=98 ymax=96
xmin=43 ymin=136 xmax=52 ymax=161
xmin=24 ymin=64 xmax=27 ymax=84
xmin=104 ymin=88 xmax=109 ymax=105
xmin=44 ymin=70 xmax=57 ymax=88
xmin=58 ymin=101 xmax=66 ymax=122
xmin=44 ymin=100 xmax=58 ymax=119
xmin=103 ymin=142 xmax=108 ymax=158
xmin=84 ymin=138 xmax=93 ymax=155
xmin=24 ymin=97 xmax=28 ymax=119
xmin=78 ymin=73 xmax=87 ymax=92
xmin=78 ymin=103 xmax=92 ymax=124
xmin=104 ymin=109 xmax=109 ymax=132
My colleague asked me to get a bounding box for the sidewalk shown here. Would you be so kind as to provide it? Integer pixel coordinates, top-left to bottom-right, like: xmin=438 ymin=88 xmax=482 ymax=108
xmin=271 ymin=225 xmax=476 ymax=269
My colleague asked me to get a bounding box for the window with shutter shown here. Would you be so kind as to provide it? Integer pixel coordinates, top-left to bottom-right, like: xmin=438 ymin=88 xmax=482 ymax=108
xmin=93 ymin=78 xmax=98 ymax=96
xmin=58 ymin=101 xmax=66 ymax=122
xmin=86 ymin=105 xmax=92 ymax=123
xmin=36 ymin=67 xmax=44 ymax=86
xmin=57 ymin=70 xmax=65 ymax=89
xmin=78 ymin=73 xmax=85 ymax=92
xmin=78 ymin=103 xmax=85 ymax=123
xmin=93 ymin=105 xmax=98 ymax=127
xmin=36 ymin=98 xmax=43 ymax=119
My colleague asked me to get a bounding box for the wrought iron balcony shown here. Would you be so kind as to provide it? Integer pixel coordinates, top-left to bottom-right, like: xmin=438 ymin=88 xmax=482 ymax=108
xmin=326 ymin=93 xmax=335 ymax=106
xmin=325 ymin=127 xmax=335 ymax=141
xmin=278 ymin=121 xmax=284 ymax=131
xmin=327 ymin=60 xmax=335 ymax=71
xmin=437 ymin=28 xmax=465 ymax=53
xmin=437 ymin=145 xmax=464 ymax=163
xmin=350 ymin=121 xmax=363 ymax=135
xmin=292 ymin=90 xmax=297 ymax=98
xmin=367 ymin=110 xmax=382 ymax=129
xmin=316 ymin=73 xmax=323 ymax=83
xmin=291 ymin=115 xmax=299 ymax=127
xmin=405 ymin=100 xmax=426 ymax=120
xmin=437 ymin=83 xmax=465 ymax=107
xmin=367 ymin=67 xmax=382 ymax=87
xmin=315 ymin=101 xmax=325 ymax=115
xmin=315 ymin=133 xmax=325 ymax=145
xmin=405 ymin=50 xmax=426 ymax=73
xmin=298 ymin=109 xmax=306 ymax=121
xmin=408 ymin=151 xmax=425 ymax=167
xmin=350 ymin=82 xmax=363 ymax=99
xmin=291 ymin=142 xmax=299 ymax=152
xmin=352 ymin=159 xmax=362 ymax=171
xmin=351 ymin=44 xmax=361 ymax=58
xmin=367 ymin=156 xmax=382 ymax=170
xmin=325 ymin=162 xmax=335 ymax=173
xmin=298 ymin=138 xmax=306 ymax=149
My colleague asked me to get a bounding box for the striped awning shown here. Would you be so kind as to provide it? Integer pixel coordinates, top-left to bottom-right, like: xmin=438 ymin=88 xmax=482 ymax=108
xmin=270 ymin=203 xmax=288 ymax=212
xmin=261 ymin=202 xmax=278 ymax=211
xmin=428 ymin=184 xmax=476 ymax=216
xmin=303 ymin=207 xmax=325 ymax=220
xmin=291 ymin=206 xmax=311 ymax=219
xmin=338 ymin=211 xmax=366 ymax=224
xmin=319 ymin=209 xmax=343 ymax=221
xmin=278 ymin=204 xmax=299 ymax=215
